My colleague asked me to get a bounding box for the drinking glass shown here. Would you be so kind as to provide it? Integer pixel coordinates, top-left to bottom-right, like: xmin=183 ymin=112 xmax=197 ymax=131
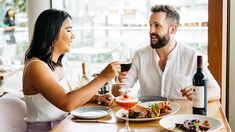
xmin=120 ymin=49 xmax=132 ymax=72
xmin=115 ymin=95 xmax=138 ymax=132
xmin=112 ymin=49 xmax=132 ymax=89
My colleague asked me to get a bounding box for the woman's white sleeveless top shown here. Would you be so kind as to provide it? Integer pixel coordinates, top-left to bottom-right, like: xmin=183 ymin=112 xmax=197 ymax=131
xmin=23 ymin=60 xmax=71 ymax=122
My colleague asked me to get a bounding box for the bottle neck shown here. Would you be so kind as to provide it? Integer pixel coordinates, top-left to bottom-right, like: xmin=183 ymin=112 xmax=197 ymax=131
xmin=82 ymin=63 xmax=86 ymax=75
xmin=197 ymin=67 xmax=203 ymax=72
xmin=197 ymin=56 xmax=203 ymax=72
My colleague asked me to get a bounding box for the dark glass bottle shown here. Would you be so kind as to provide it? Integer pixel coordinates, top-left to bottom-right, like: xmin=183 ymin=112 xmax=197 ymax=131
xmin=192 ymin=55 xmax=207 ymax=115
xmin=98 ymin=81 xmax=110 ymax=94
xmin=93 ymin=73 xmax=110 ymax=94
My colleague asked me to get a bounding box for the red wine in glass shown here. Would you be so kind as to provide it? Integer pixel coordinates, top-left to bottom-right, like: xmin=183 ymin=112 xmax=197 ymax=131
xmin=121 ymin=63 xmax=132 ymax=72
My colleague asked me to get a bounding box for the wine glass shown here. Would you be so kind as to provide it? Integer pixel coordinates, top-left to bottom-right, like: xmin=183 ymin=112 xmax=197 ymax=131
xmin=115 ymin=95 xmax=139 ymax=132
xmin=120 ymin=49 xmax=133 ymax=94
xmin=112 ymin=49 xmax=133 ymax=93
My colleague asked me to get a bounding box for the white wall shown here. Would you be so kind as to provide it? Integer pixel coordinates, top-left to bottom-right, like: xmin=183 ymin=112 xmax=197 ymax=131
xmin=229 ymin=0 xmax=235 ymax=131
xmin=27 ymin=0 xmax=50 ymax=41
xmin=51 ymin=0 xmax=64 ymax=9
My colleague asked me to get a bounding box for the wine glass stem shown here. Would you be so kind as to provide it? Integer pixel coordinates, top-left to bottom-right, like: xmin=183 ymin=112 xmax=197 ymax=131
xmin=115 ymin=76 xmax=119 ymax=84
xmin=124 ymin=110 xmax=130 ymax=129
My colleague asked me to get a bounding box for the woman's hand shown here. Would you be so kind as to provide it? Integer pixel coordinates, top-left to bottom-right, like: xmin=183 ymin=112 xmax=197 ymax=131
xmin=181 ymin=86 xmax=193 ymax=101
xmin=98 ymin=61 xmax=121 ymax=81
xmin=94 ymin=94 xmax=114 ymax=106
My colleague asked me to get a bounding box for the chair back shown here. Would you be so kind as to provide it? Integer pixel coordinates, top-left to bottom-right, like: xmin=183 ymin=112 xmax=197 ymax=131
xmin=0 ymin=97 xmax=27 ymax=132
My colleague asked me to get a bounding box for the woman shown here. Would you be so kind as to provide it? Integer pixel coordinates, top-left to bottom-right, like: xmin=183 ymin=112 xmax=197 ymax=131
xmin=3 ymin=8 xmax=16 ymax=44
xmin=23 ymin=9 xmax=120 ymax=131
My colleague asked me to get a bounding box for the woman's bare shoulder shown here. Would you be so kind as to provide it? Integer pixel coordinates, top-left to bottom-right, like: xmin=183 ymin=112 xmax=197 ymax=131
xmin=25 ymin=58 xmax=49 ymax=70
xmin=23 ymin=58 xmax=56 ymax=93
xmin=24 ymin=58 xmax=53 ymax=79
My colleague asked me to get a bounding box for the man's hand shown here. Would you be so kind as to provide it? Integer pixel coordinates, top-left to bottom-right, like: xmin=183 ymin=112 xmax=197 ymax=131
xmin=111 ymin=72 xmax=128 ymax=97
xmin=111 ymin=84 xmax=124 ymax=97
xmin=118 ymin=72 xmax=128 ymax=84
xmin=95 ymin=94 xmax=114 ymax=106
xmin=181 ymin=86 xmax=193 ymax=101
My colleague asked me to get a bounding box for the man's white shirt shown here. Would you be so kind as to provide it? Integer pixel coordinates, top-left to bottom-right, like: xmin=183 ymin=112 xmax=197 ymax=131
xmin=125 ymin=43 xmax=220 ymax=99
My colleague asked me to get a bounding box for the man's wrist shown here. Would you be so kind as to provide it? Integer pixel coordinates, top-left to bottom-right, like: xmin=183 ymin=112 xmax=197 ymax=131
xmin=93 ymin=95 xmax=98 ymax=102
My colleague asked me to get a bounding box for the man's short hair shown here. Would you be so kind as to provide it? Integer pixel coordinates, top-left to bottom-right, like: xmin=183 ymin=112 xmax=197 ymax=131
xmin=151 ymin=4 xmax=180 ymax=26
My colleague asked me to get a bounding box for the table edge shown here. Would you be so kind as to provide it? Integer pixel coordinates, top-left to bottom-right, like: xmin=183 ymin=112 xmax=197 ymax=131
xmin=216 ymin=100 xmax=232 ymax=132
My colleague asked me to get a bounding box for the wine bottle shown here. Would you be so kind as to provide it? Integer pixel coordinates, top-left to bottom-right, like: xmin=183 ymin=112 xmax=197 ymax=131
xmin=93 ymin=73 xmax=110 ymax=94
xmin=192 ymin=55 xmax=207 ymax=115
xmin=78 ymin=62 xmax=89 ymax=88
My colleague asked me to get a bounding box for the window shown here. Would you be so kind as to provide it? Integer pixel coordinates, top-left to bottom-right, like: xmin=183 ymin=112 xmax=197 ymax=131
xmin=0 ymin=1 xmax=209 ymax=88
xmin=52 ymin=0 xmax=209 ymax=86
xmin=0 ymin=0 xmax=28 ymax=64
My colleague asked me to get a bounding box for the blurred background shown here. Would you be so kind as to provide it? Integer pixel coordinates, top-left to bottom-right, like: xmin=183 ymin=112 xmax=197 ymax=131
xmin=1 ymin=0 xmax=235 ymax=130
xmin=0 ymin=0 xmax=208 ymax=89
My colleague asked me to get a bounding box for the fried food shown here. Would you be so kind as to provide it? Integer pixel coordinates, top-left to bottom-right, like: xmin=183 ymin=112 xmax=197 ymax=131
xmin=129 ymin=104 xmax=149 ymax=118
xmin=128 ymin=101 xmax=172 ymax=119
xmin=147 ymin=101 xmax=172 ymax=118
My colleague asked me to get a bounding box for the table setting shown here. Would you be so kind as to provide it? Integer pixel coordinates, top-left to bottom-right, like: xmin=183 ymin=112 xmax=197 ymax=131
xmin=52 ymin=95 xmax=230 ymax=132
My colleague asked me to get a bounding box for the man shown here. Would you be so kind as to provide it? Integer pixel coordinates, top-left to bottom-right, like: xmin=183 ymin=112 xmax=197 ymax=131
xmin=113 ymin=4 xmax=220 ymax=101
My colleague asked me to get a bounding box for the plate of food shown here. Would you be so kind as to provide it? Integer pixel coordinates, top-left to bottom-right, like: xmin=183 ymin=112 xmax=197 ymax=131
xmin=159 ymin=114 xmax=223 ymax=131
xmin=71 ymin=106 xmax=112 ymax=119
xmin=115 ymin=101 xmax=180 ymax=121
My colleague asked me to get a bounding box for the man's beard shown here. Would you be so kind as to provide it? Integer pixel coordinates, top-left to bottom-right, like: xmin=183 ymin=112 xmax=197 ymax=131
xmin=150 ymin=33 xmax=170 ymax=49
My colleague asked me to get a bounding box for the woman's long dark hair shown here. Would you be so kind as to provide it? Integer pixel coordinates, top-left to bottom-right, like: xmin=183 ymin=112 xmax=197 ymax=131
xmin=25 ymin=9 xmax=71 ymax=70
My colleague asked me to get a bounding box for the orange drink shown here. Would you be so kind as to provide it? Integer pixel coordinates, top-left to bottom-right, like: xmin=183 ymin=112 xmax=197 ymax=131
xmin=115 ymin=95 xmax=138 ymax=132
xmin=115 ymin=95 xmax=138 ymax=110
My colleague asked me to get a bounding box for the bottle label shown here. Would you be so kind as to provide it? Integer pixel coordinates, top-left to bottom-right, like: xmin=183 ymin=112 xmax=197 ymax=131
xmin=192 ymin=86 xmax=204 ymax=108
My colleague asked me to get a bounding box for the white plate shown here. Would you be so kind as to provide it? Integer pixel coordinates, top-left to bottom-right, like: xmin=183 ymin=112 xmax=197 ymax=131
xmin=71 ymin=106 xmax=112 ymax=119
xmin=115 ymin=101 xmax=180 ymax=121
xmin=159 ymin=114 xmax=223 ymax=131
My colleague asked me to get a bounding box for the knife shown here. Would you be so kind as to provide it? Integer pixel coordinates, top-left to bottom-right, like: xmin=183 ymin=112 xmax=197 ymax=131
xmin=72 ymin=119 xmax=117 ymax=124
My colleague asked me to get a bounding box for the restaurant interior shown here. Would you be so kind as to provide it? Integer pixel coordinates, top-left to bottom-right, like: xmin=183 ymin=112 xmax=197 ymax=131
xmin=0 ymin=0 xmax=234 ymax=131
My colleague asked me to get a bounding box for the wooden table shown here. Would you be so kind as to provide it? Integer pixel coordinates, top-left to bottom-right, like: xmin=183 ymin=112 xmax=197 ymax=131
xmin=51 ymin=100 xmax=231 ymax=132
